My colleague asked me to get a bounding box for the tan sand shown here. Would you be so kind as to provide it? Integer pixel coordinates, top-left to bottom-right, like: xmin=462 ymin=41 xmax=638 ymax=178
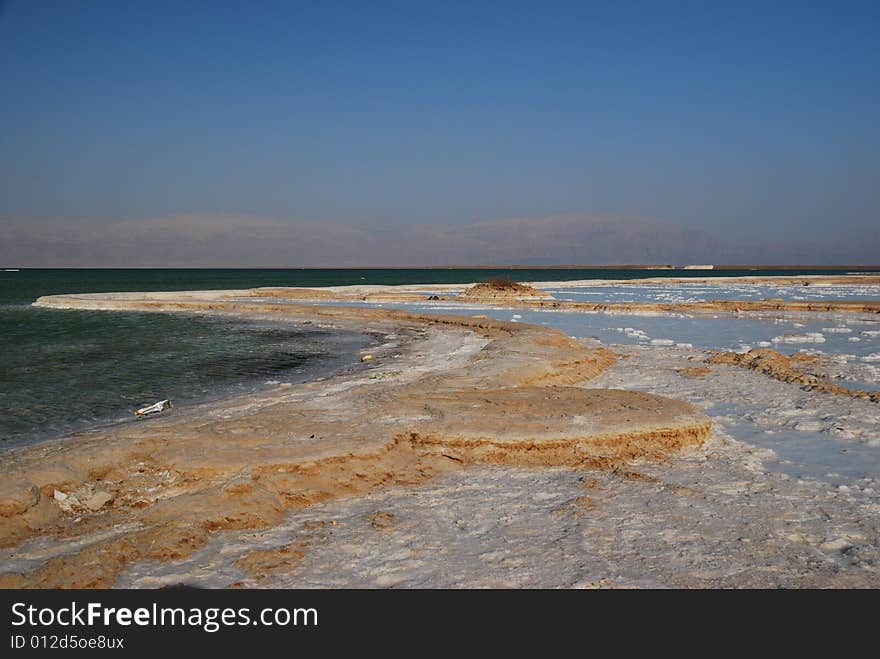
xmin=710 ymin=348 xmax=880 ymax=402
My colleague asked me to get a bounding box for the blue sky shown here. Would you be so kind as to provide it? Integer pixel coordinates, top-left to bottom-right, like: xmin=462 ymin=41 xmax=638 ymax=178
xmin=1 ymin=0 xmax=878 ymax=245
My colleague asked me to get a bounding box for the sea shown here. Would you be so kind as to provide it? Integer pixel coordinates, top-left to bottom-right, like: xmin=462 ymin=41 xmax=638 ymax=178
xmin=0 ymin=267 xmax=869 ymax=449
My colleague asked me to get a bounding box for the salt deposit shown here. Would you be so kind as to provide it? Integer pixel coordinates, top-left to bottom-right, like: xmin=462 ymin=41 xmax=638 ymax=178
xmin=771 ymin=332 xmax=825 ymax=344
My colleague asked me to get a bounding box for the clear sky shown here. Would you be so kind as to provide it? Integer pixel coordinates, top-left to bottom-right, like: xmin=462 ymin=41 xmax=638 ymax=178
xmin=1 ymin=1 xmax=878 ymax=257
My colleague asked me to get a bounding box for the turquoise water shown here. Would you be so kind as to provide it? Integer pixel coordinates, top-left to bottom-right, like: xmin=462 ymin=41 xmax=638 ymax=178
xmin=0 ymin=267 xmax=871 ymax=449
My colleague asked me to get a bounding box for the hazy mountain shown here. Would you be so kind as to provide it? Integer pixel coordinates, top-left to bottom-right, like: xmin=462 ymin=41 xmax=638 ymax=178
xmin=1 ymin=213 xmax=876 ymax=267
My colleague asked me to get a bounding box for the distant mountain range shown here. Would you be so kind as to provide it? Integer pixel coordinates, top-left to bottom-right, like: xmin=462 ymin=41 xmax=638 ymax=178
xmin=2 ymin=213 xmax=877 ymax=267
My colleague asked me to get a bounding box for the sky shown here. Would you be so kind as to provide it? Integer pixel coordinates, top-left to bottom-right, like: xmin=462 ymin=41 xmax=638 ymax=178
xmin=1 ymin=1 xmax=878 ymax=264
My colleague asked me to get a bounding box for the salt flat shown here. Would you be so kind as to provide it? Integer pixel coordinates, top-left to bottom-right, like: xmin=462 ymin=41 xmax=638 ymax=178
xmin=2 ymin=275 xmax=878 ymax=588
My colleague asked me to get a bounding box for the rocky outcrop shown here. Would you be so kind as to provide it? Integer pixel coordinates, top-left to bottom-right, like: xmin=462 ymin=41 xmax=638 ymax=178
xmin=458 ymin=280 xmax=553 ymax=302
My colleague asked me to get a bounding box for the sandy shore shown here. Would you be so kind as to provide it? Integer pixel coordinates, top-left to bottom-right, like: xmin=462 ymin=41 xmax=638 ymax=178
xmin=1 ymin=289 xmax=708 ymax=588
xmin=2 ymin=277 xmax=879 ymax=588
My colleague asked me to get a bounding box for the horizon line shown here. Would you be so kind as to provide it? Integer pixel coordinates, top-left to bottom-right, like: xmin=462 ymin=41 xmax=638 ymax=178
xmin=4 ymin=264 xmax=880 ymax=271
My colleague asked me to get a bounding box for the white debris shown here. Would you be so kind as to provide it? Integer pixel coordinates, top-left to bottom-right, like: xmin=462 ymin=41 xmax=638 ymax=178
xmin=771 ymin=332 xmax=825 ymax=344
xmin=613 ymin=326 xmax=652 ymax=342
xmin=52 ymin=489 xmax=78 ymax=512
xmin=822 ymin=327 xmax=852 ymax=333
xmin=135 ymin=399 xmax=172 ymax=417
xmin=650 ymin=339 xmax=675 ymax=346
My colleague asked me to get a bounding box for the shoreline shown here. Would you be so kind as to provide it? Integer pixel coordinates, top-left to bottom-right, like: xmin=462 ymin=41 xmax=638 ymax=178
xmin=0 ymin=310 xmax=375 ymax=454
xmin=3 ymin=290 xmax=709 ymax=587
xmin=3 ymin=274 xmax=879 ymax=587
